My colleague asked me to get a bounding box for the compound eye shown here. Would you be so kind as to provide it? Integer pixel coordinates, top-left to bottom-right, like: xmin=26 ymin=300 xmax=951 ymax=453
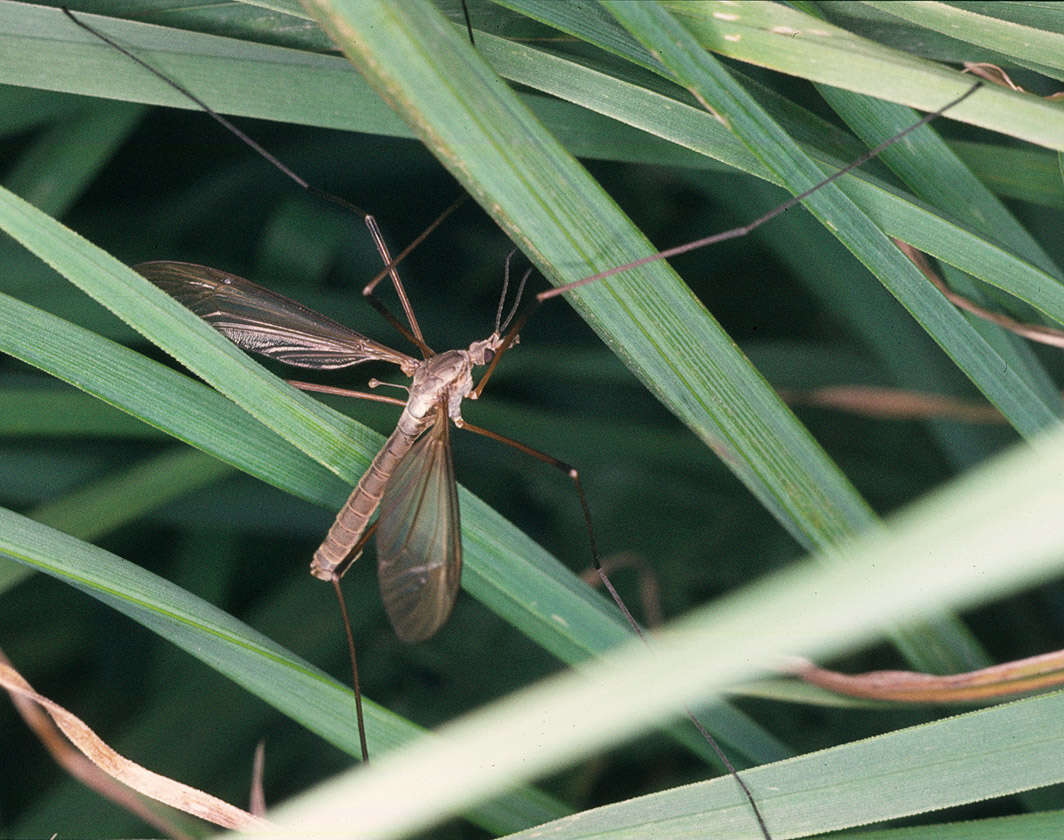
xmin=482 ymin=348 xmax=495 ymax=365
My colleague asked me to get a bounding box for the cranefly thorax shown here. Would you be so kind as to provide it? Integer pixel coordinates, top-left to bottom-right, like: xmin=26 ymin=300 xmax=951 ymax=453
xmin=406 ymin=349 xmax=475 ymax=424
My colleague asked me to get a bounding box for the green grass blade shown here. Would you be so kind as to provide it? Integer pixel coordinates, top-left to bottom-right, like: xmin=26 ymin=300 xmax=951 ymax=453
xmin=0 ymin=2 xmax=404 ymax=132
xmin=865 ymin=0 xmax=1064 ymax=76
xmin=835 ymin=811 xmax=1064 ymax=840
xmin=662 ymin=0 xmax=1064 ymax=143
xmin=497 ymin=690 xmax=1064 ymax=839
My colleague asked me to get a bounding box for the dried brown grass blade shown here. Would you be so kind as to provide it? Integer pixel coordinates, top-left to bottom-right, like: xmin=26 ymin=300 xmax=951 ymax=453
xmin=0 ymin=647 xmax=195 ymax=839
xmin=963 ymin=61 xmax=1064 ymax=100
xmin=788 ymin=648 xmax=1064 ymax=703
xmin=898 ymin=239 xmax=1064 ymax=350
xmin=778 ymin=385 xmax=1005 ymax=423
xmin=0 ymin=653 xmax=270 ymax=832
xmin=250 ymin=739 xmax=268 ymax=817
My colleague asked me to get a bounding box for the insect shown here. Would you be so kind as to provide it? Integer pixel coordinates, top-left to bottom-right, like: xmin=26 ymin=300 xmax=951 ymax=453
xmin=6 ymin=6 xmax=1038 ymax=838
xmin=132 ymin=240 xmax=528 ymax=644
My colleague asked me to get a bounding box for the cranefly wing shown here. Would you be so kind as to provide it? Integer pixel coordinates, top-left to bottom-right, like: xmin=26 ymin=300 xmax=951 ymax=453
xmin=136 ymin=261 xmax=415 ymax=370
xmin=376 ymin=405 xmax=461 ymax=643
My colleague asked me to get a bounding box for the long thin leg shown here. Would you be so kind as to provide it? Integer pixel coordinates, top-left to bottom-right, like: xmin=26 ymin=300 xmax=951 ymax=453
xmin=581 ymin=552 xmax=664 ymax=629
xmin=537 ymin=82 xmax=983 ymax=301
xmin=363 ymin=217 xmax=432 ymax=357
xmin=286 ymin=377 xmax=397 ymax=766
xmin=456 ymin=418 xmax=772 ymax=840
xmin=456 ymin=420 xmax=653 ymax=637
xmin=322 ymin=519 xmax=384 ymax=766
xmin=286 ymin=380 xmax=407 ymax=407
xmin=331 ymin=576 xmax=369 ymax=764
xmin=61 ymin=8 xmax=370 ymax=222
xmin=460 ymin=0 xmax=476 ymax=47
xmin=363 ymin=194 xmax=468 ymax=296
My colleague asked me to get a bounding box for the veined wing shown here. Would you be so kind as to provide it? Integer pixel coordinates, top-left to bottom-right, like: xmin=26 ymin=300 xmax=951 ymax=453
xmin=136 ymin=261 xmax=415 ymax=370
xmin=376 ymin=405 xmax=461 ymax=643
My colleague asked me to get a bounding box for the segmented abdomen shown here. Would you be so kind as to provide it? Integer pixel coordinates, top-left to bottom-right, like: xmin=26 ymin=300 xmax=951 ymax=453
xmin=310 ymin=417 xmax=423 ymax=580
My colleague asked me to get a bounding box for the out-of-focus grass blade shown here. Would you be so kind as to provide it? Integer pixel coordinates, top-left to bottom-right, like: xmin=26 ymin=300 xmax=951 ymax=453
xmin=27 ymin=451 xmax=230 ymax=542
xmin=3 ymin=99 xmax=144 ymax=215
xmin=0 ymin=387 xmax=168 ymax=438
xmin=951 ymin=141 xmax=1064 ymax=208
